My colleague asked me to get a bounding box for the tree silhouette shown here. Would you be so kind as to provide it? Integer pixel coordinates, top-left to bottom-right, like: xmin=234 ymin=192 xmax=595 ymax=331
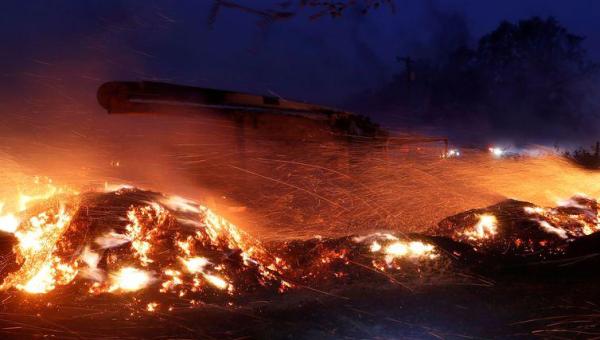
xmin=565 ymin=142 xmax=600 ymax=169
xmin=474 ymin=17 xmax=595 ymax=133
xmin=350 ymin=17 xmax=599 ymax=142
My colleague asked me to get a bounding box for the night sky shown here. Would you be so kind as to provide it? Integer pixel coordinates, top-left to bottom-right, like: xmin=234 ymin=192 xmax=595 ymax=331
xmin=1 ymin=1 xmax=600 ymax=142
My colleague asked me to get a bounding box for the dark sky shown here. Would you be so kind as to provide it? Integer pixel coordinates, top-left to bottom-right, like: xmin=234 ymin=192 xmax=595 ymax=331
xmin=1 ymin=0 xmax=599 ymax=121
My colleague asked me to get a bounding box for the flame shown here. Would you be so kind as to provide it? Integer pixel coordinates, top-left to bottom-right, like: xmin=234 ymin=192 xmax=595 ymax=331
xmin=146 ymin=302 xmax=158 ymax=312
xmin=354 ymin=234 xmax=439 ymax=271
xmin=383 ymin=241 xmax=436 ymax=260
xmin=0 ymin=185 xmax=346 ymax=299
xmin=202 ymin=273 xmax=229 ymax=290
xmin=109 ymin=267 xmax=152 ymax=292
xmin=1 ymin=190 xmax=276 ymax=299
xmin=0 ymin=212 xmax=19 ymax=233
xmin=1 ymin=175 xmax=597 ymax=314
xmin=181 ymin=257 xmax=209 ymax=274
xmin=384 ymin=242 xmax=409 ymax=256
xmin=125 ymin=204 xmax=167 ymax=266
xmin=462 ymin=214 xmax=498 ymax=240
xmin=370 ymin=241 xmax=382 ymax=252
xmin=523 ymin=200 xmax=599 ymax=237
xmin=1 ymin=204 xmax=77 ymax=293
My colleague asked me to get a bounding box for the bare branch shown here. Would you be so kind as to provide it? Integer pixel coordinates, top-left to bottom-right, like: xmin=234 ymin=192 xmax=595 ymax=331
xmin=208 ymin=0 xmax=395 ymax=27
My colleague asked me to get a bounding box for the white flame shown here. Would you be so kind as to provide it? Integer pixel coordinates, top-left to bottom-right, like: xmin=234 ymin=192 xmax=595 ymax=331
xmin=0 ymin=213 xmax=19 ymax=233
xmin=181 ymin=257 xmax=209 ymax=274
xmin=95 ymin=231 xmax=131 ymax=249
xmin=109 ymin=267 xmax=151 ymax=292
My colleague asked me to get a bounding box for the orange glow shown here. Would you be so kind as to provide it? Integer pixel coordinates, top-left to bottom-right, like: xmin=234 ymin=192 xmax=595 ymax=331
xmin=109 ymin=267 xmax=152 ymax=292
xmin=462 ymin=214 xmax=498 ymax=240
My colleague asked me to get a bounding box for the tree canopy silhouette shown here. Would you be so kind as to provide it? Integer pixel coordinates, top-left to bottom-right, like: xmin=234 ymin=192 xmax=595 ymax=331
xmin=351 ymin=17 xmax=599 ymax=142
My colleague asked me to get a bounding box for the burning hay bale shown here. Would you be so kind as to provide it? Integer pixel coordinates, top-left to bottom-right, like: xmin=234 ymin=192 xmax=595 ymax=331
xmin=0 ymin=186 xmax=459 ymax=307
xmin=0 ymin=188 xmax=289 ymax=300
xmin=0 ymin=184 xmax=599 ymax=314
xmin=269 ymin=233 xmax=453 ymax=290
xmin=428 ymin=195 xmax=600 ymax=271
xmin=0 ymin=184 xmax=600 ymax=338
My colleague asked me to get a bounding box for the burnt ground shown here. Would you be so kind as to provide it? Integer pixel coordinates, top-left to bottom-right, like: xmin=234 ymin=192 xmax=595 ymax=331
xmin=0 ymin=274 xmax=599 ymax=339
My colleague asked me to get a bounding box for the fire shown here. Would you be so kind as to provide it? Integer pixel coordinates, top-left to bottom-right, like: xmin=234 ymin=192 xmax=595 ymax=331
xmin=146 ymin=302 xmax=158 ymax=312
xmin=109 ymin=267 xmax=152 ymax=292
xmin=2 ymin=174 xmax=599 ymax=320
xmin=125 ymin=203 xmax=167 ymax=266
xmin=0 ymin=182 xmax=446 ymax=300
xmin=0 ymin=177 xmax=80 ymax=293
xmin=352 ymin=234 xmax=439 ymax=271
xmin=462 ymin=214 xmax=498 ymax=240
xmin=0 ymin=182 xmax=292 ymax=301
xmin=181 ymin=257 xmax=209 ymax=273
xmin=383 ymin=241 xmax=436 ymax=261
xmin=0 ymin=212 xmax=19 ymax=233
xmin=2 ymin=203 xmax=77 ymax=293
xmin=202 ymin=273 xmax=229 ymax=290
xmin=524 ymin=206 xmax=547 ymax=215
xmin=358 ymin=234 xmax=438 ymax=261
xmin=370 ymin=241 xmax=382 ymax=252
xmin=384 ymin=242 xmax=408 ymax=256
xmin=408 ymin=241 xmax=435 ymax=255
xmin=19 ymin=262 xmax=55 ymax=294
xmin=523 ymin=198 xmax=600 ymax=237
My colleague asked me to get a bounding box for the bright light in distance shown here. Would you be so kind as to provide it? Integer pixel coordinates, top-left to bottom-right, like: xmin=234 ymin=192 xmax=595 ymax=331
xmin=445 ymin=149 xmax=461 ymax=158
xmin=489 ymin=147 xmax=504 ymax=157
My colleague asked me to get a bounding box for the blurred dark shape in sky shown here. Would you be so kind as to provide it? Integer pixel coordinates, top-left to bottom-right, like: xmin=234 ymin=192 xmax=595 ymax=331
xmin=1 ymin=1 xmax=600 ymax=145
